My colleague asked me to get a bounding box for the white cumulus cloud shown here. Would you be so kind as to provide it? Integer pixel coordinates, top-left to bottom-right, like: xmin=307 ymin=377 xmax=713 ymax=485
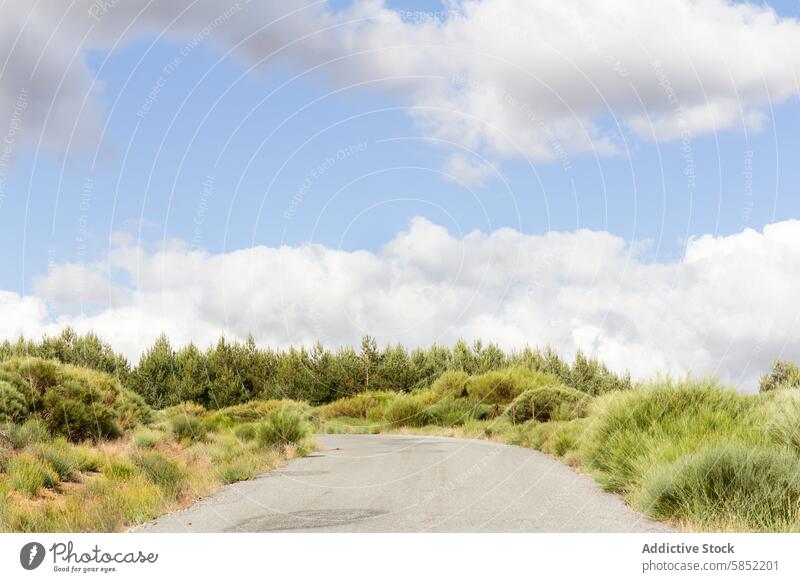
xmin=3 ymin=218 xmax=799 ymax=392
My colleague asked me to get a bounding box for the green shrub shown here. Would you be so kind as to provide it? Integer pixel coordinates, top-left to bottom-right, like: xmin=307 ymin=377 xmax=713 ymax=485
xmin=639 ymin=445 xmax=800 ymax=531
xmin=256 ymin=407 xmax=311 ymax=448
xmin=760 ymin=359 xmax=800 ymax=393
xmin=760 ymin=389 xmax=800 ymax=451
xmin=233 ymin=423 xmax=258 ymax=441
xmin=133 ymin=451 xmax=186 ymax=497
xmin=0 ymin=381 xmax=27 ymax=422
xmin=103 ymin=457 xmax=135 ymax=481
xmin=43 ymin=379 xmax=121 ymax=442
xmin=217 ymin=456 xmax=261 ymax=484
xmin=160 ymin=401 xmax=206 ymax=418
xmin=114 ymin=389 xmax=152 ymax=429
xmin=132 ymin=430 xmax=160 ymax=449
xmin=0 ymin=358 xmax=151 ymax=443
xmin=170 ymin=415 xmax=207 ymax=443
xmin=1 ymin=357 xmax=60 ymax=394
xmin=32 ymin=438 xmax=93 ymax=481
xmin=427 ymin=395 xmax=490 ymax=426
xmin=201 ymin=413 xmax=233 ymax=432
xmin=581 ymin=379 xmax=762 ymax=493
xmin=569 ymin=351 xmax=632 ymax=395
xmin=0 ymin=369 xmax=39 ymax=409
xmin=530 ymin=419 xmax=588 ymax=456
xmin=318 ymin=391 xmax=396 ymax=420
xmin=505 ymin=384 xmax=588 ymax=423
xmin=6 ymin=418 xmax=50 ymax=449
xmin=7 ymin=453 xmax=59 ymax=496
xmin=467 ymin=367 xmax=558 ymax=405
xmin=430 ymin=371 xmax=469 ymax=397
xmin=382 ymin=393 xmax=434 ymax=427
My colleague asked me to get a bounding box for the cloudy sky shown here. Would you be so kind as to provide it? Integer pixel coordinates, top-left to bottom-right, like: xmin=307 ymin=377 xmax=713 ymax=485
xmin=1 ymin=0 xmax=800 ymax=390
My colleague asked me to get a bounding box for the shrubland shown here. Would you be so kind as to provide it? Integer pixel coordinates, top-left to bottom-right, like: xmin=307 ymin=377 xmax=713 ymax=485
xmin=4 ymin=332 xmax=800 ymax=533
xmin=0 ymin=358 xmax=314 ymax=532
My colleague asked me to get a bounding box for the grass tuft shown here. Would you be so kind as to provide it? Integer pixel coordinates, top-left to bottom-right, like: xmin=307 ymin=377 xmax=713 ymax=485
xmin=7 ymin=453 xmax=59 ymax=496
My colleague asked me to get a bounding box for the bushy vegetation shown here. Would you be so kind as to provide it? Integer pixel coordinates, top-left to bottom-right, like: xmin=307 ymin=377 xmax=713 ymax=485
xmin=170 ymin=415 xmax=207 ymax=443
xmin=255 ymin=406 xmax=312 ymax=448
xmin=5 ymin=328 xmax=800 ymax=533
xmin=639 ymin=446 xmax=800 ymax=531
xmin=317 ymin=391 xmax=397 ymax=420
xmin=504 ymin=384 xmax=588 ymax=423
xmin=1 ymin=330 xmax=631 ymax=410
xmin=7 ymin=453 xmax=59 ymax=496
xmin=759 ymin=359 xmax=800 ymax=392
xmin=0 ymin=381 xmax=27 ymax=422
xmin=382 ymin=393 xmax=435 ymax=427
xmin=0 ymin=358 xmax=150 ymax=443
xmin=580 ymin=379 xmax=761 ymax=493
xmin=467 ymin=367 xmax=560 ymax=406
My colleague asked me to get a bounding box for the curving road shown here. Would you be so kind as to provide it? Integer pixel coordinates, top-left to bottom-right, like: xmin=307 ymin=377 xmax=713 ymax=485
xmin=137 ymin=434 xmax=673 ymax=533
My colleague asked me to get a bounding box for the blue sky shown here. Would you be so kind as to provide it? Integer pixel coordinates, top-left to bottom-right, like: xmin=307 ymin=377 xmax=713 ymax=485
xmin=1 ymin=0 xmax=800 ymax=388
xmin=1 ymin=0 xmax=798 ymax=293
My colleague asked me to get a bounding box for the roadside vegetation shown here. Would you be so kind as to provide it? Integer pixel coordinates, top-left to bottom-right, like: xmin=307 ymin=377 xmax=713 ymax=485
xmin=2 ymin=329 xmax=800 ymax=533
xmin=317 ymin=361 xmax=800 ymax=533
xmin=0 ymin=357 xmax=314 ymax=532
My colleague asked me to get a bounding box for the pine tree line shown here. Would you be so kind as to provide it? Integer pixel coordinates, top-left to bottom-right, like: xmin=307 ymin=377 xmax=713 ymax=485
xmin=0 ymin=328 xmax=632 ymax=409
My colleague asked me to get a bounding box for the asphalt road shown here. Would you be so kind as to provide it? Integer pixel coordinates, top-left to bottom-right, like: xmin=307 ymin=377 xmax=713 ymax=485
xmin=136 ymin=433 xmax=673 ymax=533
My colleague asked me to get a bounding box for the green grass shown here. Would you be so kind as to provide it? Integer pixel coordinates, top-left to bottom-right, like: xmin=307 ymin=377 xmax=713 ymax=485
xmin=33 ymin=438 xmax=99 ymax=481
xmin=317 ymin=391 xmax=397 ymax=421
xmin=638 ymin=445 xmax=800 ymax=531
xmin=232 ymin=423 xmax=258 ymax=441
xmin=132 ymin=429 xmax=162 ymax=449
xmin=170 ymin=415 xmax=207 ymax=443
xmin=7 ymin=453 xmax=59 ymax=496
xmin=5 ymin=418 xmax=50 ymax=449
xmin=132 ymin=451 xmax=187 ymax=498
xmin=256 ymin=407 xmax=312 ymax=448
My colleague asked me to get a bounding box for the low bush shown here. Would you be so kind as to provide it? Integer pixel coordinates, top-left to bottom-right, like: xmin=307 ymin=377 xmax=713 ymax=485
xmin=0 ymin=370 xmax=39 ymax=410
xmin=114 ymin=389 xmax=152 ymax=429
xmin=639 ymin=445 xmax=800 ymax=531
xmin=580 ymin=379 xmax=762 ymax=493
xmin=233 ymin=423 xmax=258 ymax=442
xmin=102 ymin=457 xmax=136 ymax=481
xmin=217 ymin=456 xmax=261 ymax=484
xmin=0 ymin=358 xmax=151 ymax=443
xmin=170 ymin=415 xmax=207 ymax=443
xmin=427 ymin=395 xmax=490 ymax=426
xmin=467 ymin=367 xmax=559 ymax=406
xmin=0 ymin=381 xmax=27 ymax=422
xmin=133 ymin=451 xmax=187 ymax=497
xmin=430 ymin=371 xmax=469 ymax=397
xmin=5 ymin=418 xmax=50 ymax=449
xmin=759 ymin=359 xmax=800 ymax=393
xmin=760 ymin=389 xmax=800 ymax=451
xmin=160 ymin=401 xmax=206 ymax=418
xmin=132 ymin=430 xmax=161 ymax=449
xmin=7 ymin=453 xmax=59 ymax=496
xmin=43 ymin=379 xmax=121 ymax=442
xmin=530 ymin=419 xmax=588 ymax=457
xmin=206 ymin=400 xmax=300 ymax=424
xmin=318 ymin=391 xmax=396 ymax=420
xmin=505 ymin=384 xmax=588 ymax=423
xmin=256 ymin=407 xmax=311 ymax=448
xmin=33 ymin=438 xmax=97 ymax=481
xmin=382 ymin=393 xmax=434 ymax=427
